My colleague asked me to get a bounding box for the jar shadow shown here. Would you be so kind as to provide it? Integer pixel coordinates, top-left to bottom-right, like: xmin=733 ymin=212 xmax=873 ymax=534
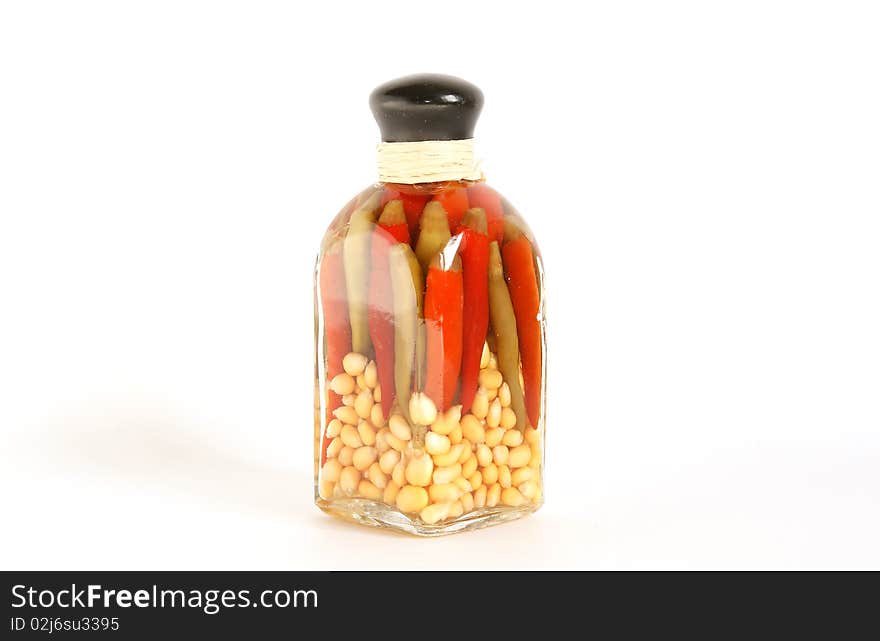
xmin=33 ymin=402 xmax=307 ymax=520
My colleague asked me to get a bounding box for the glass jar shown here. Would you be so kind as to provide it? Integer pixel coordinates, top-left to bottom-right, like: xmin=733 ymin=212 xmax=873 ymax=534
xmin=314 ymin=75 xmax=545 ymax=535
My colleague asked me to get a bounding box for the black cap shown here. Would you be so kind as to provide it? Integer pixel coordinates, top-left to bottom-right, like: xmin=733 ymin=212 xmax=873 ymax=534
xmin=369 ymin=74 xmax=484 ymax=143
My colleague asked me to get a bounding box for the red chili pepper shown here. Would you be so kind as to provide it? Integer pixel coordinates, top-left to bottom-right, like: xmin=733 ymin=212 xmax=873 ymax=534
xmin=369 ymin=200 xmax=411 ymax=419
xmin=424 ymin=253 xmax=463 ymax=411
xmin=382 ymin=185 xmax=430 ymax=239
xmin=502 ymin=226 xmax=542 ymax=427
xmin=456 ymin=208 xmax=489 ymax=413
xmin=466 ymin=183 xmax=504 ymax=243
xmin=431 ymin=187 xmax=469 ymax=232
xmin=319 ymin=240 xmax=351 ymax=462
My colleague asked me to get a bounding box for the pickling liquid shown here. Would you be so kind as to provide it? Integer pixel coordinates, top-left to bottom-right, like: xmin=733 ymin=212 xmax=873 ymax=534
xmin=314 ymin=181 xmax=545 ymax=535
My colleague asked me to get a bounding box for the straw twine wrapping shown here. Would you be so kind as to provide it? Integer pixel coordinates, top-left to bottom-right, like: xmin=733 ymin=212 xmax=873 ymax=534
xmin=377 ymin=139 xmax=482 ymax=184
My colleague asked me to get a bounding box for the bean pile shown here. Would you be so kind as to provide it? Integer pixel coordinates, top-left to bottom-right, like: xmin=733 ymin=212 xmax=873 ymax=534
xmin=318 ymin=343 xmax=542 ymax=525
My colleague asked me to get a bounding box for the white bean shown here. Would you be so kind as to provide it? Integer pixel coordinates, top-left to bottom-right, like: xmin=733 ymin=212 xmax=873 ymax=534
xmin=363 ymin=360 xmax=378 ymax=388
xmin=342 ymin=352 xmax=367 ymax=377
xmin=461 ymin=414 xmax=485 ymax=444
xmin=471 ymin=389 xmax=489 ymax=420
xmin=525 ymin=426 xmax=540 ymax=445
xmin=389 ymin=414 xmax=412 ymax=441
xmin=391 ymin=460 xmax=406 ymax=487
xmin=501 ymin=487 xmax=526 ymax=507
xmin=358 ymin=479 xmax=382 ymax=500
xmin=461 ymin=455 xmax=478 ymax=479
xmin=337 ymin=446 xmax=354 ymax=467
xmin=383 ymin=481 xmax=400 ymax=505
xmin=511 ymin=467 xmax=534 ymax=485
xmin=385 ymin=431 xmax=406 ymax=452
xmin=340 ymin=424 xmax=363 ymax=449
xmin=445 ymin=405 xmax=462 ymax=425
xmin=479 ymin=342 xmax=490 ymax=369
xmin=420 ymin=502 xmax=450 ymax=525
xmin=486 ymin=398 xmax=502 ymax=428
xmin=498 ymin=382 xmax=511 ymax=408
xmin=409 ymin=392 xmax=438 ymax=426
xmin=425 ymin=431 xmax=451 ymax=456
xmin=339 ymin=466 xmax=360 ymax=495
xmin=434 ymin=405 xmax=462 ymax=437
xmin=428 ymin=483 xmax=461 ymax=503
xmin=333 ymin=406 xmax=359 ymax=426
xmin=486 ymin=483 xmax=501 ymax=507
xmin=352 ymin=446 xmax=377 ymax=471
xmin=326 ymin=437 xmax=343 ymax=459
xmin=479 ymin=369 xmax=503 ymax=391
xmin=321 ymin=459 xmax=342 ymax=483
xmin=519 ymin=481 xmax=538 ymax=499
xmin=529 ymin=443 xmax=542 ymax=468
xmin=330 ymin=373 xmax=355 ymax=395
xmin=326 ymin=418 xmax=343 ymax=438
xmin=370 ymin=403 xmax=385 ymax=428
xmin=354 ymin=390 xmax=373 ymax=419
xmin=318 ymin=480 xmax=335 ymax=500
xmin=432 ymin=443 xmax=464 ymax=467
xmin=358 ymin=420 xmax=376 ymax=446
xmin=432 ymin=463 xmax=462 ymax=485
xmin=405 ymin=453 xmax=434 ymax=487
xmin=473 ymin=485 xmax=487 ymax=508
xmin=379 ymin=449 xmax=400 ymax=475
xmin=368 ymin=462 xmax=387 ymax=489
xmin=375 ymin=428 xmax=390 ymax=453
xmin=396 ymin=486 xmax=429 ymax=513
xmin=498 ymin=464 xmax=511 ymax=488
xmin=502 ymin=427 xmax=523 ymax=446
xmin=500 ymin=407 xmax=518 ymax=430
xmin=485 ymin=427 xmax=504 ymax=448
xmin=509 ymin=444 xmax=531 ymax=468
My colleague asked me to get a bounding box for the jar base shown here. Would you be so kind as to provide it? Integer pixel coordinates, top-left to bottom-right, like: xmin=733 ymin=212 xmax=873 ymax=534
xmin=316 ymin=496 xmax=542 ymax=537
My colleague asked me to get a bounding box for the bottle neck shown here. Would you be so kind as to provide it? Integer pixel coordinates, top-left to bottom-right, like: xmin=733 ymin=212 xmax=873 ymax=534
xmin=377 ymin=139 xmax=481 ymax=184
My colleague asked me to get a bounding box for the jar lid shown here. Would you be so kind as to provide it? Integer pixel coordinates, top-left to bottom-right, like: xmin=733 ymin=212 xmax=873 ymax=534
xmin=369 ymin=74 xmax=484 ymax=143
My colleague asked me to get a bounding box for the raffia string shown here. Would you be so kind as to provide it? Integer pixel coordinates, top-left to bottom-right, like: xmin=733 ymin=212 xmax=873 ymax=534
xmin=377 ymin=139 xmax=482 ymax=184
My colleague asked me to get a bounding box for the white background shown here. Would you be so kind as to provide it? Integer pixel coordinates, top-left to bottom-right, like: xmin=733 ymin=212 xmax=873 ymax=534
xmin=1 ymin=1 xmax=878 ymax=570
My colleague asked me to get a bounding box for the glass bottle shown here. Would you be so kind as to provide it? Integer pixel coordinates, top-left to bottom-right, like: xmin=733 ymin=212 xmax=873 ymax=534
xmin=314 ymin=74 xmax=545 ymax=535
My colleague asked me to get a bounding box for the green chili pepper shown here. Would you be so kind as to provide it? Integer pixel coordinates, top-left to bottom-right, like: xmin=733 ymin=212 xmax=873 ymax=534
xmin=343 ymin=196 xmax=380 ymax=355
xmin=389 ymin=243 xmax=423 ymax=423
xmin=488 ymin=241 xmax=527 ymax=431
